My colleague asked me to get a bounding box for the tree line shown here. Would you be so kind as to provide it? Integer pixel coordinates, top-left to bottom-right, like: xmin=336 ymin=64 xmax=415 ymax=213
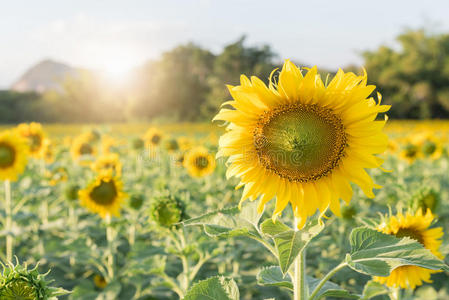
xmin=1 ymin=29 xmax=449 ymax=123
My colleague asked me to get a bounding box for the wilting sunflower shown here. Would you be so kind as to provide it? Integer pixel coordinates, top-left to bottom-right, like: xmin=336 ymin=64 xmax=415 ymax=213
xmin=374 ymin=209 xmax=444 ymax=289
xmin=91 ymin=153 xmax=122 ymax=177
xmin=79 ymin=172 xmax=126 ymax=218
xmin=71 ymin=135 xmax=96 ymax=164
xmin=144 ymin=127 xmax=163 ymax=148
xmin=0 ymin=130 xmax=29 ymax=181
xmin=184 ymin=147 xmax=216 ymax=177
xmin=214 ymin=60 xmax=389 ymax=228
xmin=16 ymin=122 xmax=45 ymax=157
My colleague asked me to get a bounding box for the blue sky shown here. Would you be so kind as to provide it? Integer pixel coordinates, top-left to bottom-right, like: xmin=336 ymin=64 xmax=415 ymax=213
xmin=1 ymin=0 xmax=449 ymax=88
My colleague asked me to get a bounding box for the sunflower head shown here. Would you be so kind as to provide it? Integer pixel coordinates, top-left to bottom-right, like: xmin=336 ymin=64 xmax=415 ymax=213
xmin=374 ymin=209 xmax=444 ymax=289
xmin=164 ymin=138 xmax=179 ymax=152
xmin=16 ymin=122 xmax=45 ymax=156
xmin=91 ymin=153 xmax=122 ymax=177
xmin=79 ymin=173 xmax=126 ymax=218
xmin=144 ymin=128 xmax=163 ymax=147
xmin=129 ymin=193 xmax=145 ymax=210
xmin=421 ymin=137 xmax=442 ymax=160
xmin=400 ymin=142 xmax=421 ymax=163
xmin=0 ymin=261 xmax=69 ymax=300
xmin=131 ymin=137 xmax=145 ymax=150
xmin=0 ymin=130 xmax=29 ymax=182
xmin=409 ymin=187 xmax=440 ymax=214
xmin=183 ymin=147 xmax=216 ymax=178
xmin=214 ymin=60 xmax=390 ymax=228
xmin=150 ymin=194 xmax=185 ymax=228
xmin=71 ymin=135 xmax=96 ymax=165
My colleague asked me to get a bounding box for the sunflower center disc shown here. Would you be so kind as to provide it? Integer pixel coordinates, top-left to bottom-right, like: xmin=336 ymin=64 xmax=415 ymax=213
xmin=0 ymin=143 xmax=15 ymax=168
xmin=395 ymin=227 xmax=424 ymax=245
xmin=422 ymin=141 xmax=436 ymax=155
xmin=194 ymin=156 xmax=209 ymax=169
xmin=254 ymin=104 xmax=347 ymax=182
xmin=89 ymin=180 xmax=117 ymax=205
xmin=80 ymin=143 xmax=93 ymax=155
xmin=151 ymin=135 xmax=161 ymax=144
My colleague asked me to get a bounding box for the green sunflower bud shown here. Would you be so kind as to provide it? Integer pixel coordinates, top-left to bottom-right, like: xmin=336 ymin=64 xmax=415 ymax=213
xmin=409 ymin=187 xmax=440 ymax=213
xmin=64 ymin=184 xmax=80 ymax=201
xmin=341 ymin=205 xmax=357 ymax=221
xmin=129 ymin=193 xmax=145 ymax=210
xmin=0 ymin=262 xmax=69 ymax=300
xmin=131 ymin=138 xmax=145 ymax=150
xmin=149 ymin=194 xmax=185 ymax=228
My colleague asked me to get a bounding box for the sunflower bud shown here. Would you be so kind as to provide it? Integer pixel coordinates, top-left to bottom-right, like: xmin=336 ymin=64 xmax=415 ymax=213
xmin=129 ymin=193 xmax=145 ymax=210
xmin=409 ymin=187 xmax=440 ymax=213
xmin=341 ymin=205 xmax=357 ymax=221
xmin=64 ymin=184 xmax=80 ymax=201
xmin=0 ymin=261 xmax=69 ymax=299
xmin=149 ymin=194 xmax=185 ymax=228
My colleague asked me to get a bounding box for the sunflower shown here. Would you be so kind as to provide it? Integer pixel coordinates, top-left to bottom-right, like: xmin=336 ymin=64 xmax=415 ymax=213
xmin=71 ymin=135 xmax=96 ymax=164
xmin=374 ymin=209 xmax=444 ymax=289
xmin=183 ymin=147 xmax=216 ymax=178
xmin=164 ymin=138 xmax=179 ymax=152
xmin=419 ymin=136 xmax=443 ymax=160
xmin=214 ymin=60 xmax=389 ymax=228
xmin=39 ymin=138 xmax=54 ymax=164
xmin=399 ymin=142 xmax=421 ymax=163
xmin=144 ymin=127 xmax=163 ymax=148
xmin=16 ymin=122 xmax=45 ymax=157
xmin=91 ymin=153 xmax=122 ymax=177
xmin=0 ymin=130 xmax=29 ymax=181
xmin=78 ymin=172 xmax=126 ymax=218
xmin=177 ymin=137 xmax=193 ymax=151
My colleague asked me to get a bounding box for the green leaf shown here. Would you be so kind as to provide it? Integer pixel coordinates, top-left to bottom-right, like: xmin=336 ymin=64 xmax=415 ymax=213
xmin=183 ymin=276 xmax=239 ymax=300
xmin=361 ymin=281 xmax=388 ymax=300
xmin=261 ymin=219 xmax=324 ymax=275
xmin=347 ymin=227 xmax=449 ymax=276
xmin=257 ymin=266 xmax=293 ymax=290
xmin=308 ymin=277 xmax=359 ymax=299
xmin=182 ymin=201 xmax=263 ymax=239
xmin=260 ymin=219 xmax=291 ymax=236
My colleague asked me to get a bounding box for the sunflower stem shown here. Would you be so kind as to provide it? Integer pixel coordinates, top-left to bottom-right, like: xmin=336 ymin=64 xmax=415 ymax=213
xmin=390 ymin=287 xmax=401 ymax=300
xmin=293 ymin=218 xmax=307 ymax=300
xmin=105 ymin=214 xmax=114 ymax=280
xmin=4 ymin=180 xmax=13 ymax=263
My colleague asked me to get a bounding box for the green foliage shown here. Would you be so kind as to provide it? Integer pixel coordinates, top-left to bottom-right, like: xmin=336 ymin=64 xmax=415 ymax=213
xmin=261 ymin=219 xmax=324 ymax=274
xmin=346 ymin=227 xmax=449 ymax=276
xmin=364 ymin=28 xmax=449 ymax=118
xmin=183 ymin=276 xmax=239 ymax=300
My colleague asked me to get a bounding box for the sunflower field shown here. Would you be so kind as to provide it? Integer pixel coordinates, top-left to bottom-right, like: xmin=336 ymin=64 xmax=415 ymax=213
xmin=1 ymin=62 xmax=449 ymax=300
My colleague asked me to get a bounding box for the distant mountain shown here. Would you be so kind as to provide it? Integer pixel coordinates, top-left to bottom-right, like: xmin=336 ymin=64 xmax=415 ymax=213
xmin=11 ymin=59 xmax=79 ymax=93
